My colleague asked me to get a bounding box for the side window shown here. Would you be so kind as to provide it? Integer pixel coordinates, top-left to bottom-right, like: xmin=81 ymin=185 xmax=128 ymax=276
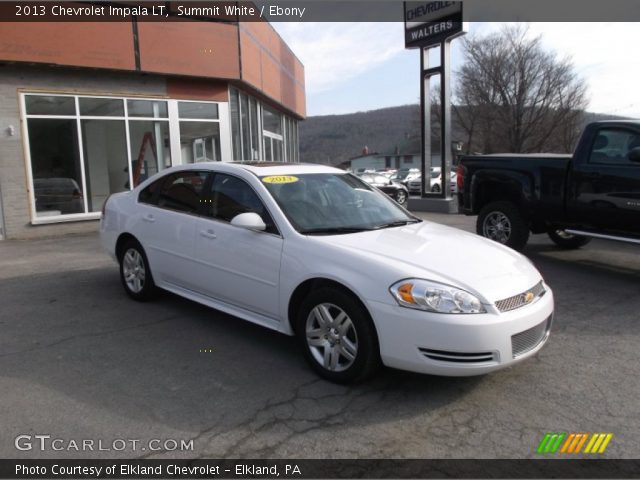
xmin=206 ymin=174 xmax=278 ymax=234
xmin=138 ymin=178 xmax=164 ymax=205
xmin=589 ymin=128 xmax=640 ymax=166
xmin=156 ymin=171 xmax=208 ymax=214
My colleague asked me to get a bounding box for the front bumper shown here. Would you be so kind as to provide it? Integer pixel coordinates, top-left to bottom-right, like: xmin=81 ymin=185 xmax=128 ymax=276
xmin=367 ymin=287 xmax=554 ymax=376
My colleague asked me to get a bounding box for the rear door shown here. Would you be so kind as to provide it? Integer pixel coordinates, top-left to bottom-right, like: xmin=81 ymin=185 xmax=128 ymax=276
xmin=135 ymin=170 xmax=209 ymax=288
xmin=569 ymin=126 xmax=640 ymax=234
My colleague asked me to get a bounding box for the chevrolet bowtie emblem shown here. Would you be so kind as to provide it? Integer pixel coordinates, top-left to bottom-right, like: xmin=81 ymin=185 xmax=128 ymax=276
xmin=524 ymin=292 xmax=535 ymax=303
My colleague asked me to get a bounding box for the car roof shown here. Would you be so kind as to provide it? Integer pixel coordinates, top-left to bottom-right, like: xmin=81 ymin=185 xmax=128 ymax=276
xmin=178 ymin=161 xmax=346 ymax=176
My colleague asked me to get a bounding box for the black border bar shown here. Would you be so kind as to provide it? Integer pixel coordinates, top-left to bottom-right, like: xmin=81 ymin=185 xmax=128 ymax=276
xmin=3 ymin=459 xmax=640 ymax=479
xmin=2 ymin=0 xmax=640 ymax=22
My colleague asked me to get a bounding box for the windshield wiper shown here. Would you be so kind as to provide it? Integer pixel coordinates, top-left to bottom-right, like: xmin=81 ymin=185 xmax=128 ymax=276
xmin=299 ymin=227 xmax=375 ymax=235
xmin=372 ymin=219 xmax=421 ymax=230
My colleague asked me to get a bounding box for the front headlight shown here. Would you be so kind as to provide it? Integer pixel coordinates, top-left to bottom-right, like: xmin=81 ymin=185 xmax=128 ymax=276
xmin=389 ymin=279 xmax=486 ymax=314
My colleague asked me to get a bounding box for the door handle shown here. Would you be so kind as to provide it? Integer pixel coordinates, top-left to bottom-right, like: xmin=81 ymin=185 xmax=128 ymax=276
xmin=200 ymin=229 xmax=217 ymax=239
xmin=142 ymin=214 xmax=155 ymax=223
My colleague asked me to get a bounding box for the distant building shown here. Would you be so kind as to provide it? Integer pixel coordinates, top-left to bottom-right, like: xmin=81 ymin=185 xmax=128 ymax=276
xmin=341 ymin=153 xmax=422 ymax=172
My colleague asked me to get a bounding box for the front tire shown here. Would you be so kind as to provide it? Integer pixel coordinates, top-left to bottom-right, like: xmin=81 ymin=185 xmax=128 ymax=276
xmin=547 ymin=229 xmax=592 ymax=249
xmin=118 ymin=239 xmax=157 ymax=301
xmin=477 ymin=201 xmax=530 ymax=251
xmin=431 ymin=184 xmax=441 ymax=193
xmin=296 ymin=287 xmax=381 ymax=384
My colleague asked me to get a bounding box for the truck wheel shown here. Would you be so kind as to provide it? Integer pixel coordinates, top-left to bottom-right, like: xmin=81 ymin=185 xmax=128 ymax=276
xmin=477 ymin=201 xmax=530 ymax=251
xmin=547 ymin=229 xmax=592 ymax=249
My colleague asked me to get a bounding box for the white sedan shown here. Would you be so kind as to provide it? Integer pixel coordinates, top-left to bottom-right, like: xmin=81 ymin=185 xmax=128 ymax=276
xmin=101 ymin=162 xmax=553 ymax=383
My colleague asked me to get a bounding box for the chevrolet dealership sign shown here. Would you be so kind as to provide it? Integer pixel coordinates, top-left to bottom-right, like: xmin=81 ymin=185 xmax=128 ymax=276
xmin=404 ymin=1 xmax=465 ymax=48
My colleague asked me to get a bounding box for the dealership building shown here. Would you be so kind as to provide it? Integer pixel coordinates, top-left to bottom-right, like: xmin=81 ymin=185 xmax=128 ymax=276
xmin=0 ymin=8 xmax=305 ymax=239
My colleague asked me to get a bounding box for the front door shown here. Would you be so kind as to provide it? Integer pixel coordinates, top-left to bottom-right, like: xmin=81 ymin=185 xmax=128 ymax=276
xmin=192 ymin=172 xmax=283 ymax=319
xmin=570 ymin=126 xmax=640 ymax=235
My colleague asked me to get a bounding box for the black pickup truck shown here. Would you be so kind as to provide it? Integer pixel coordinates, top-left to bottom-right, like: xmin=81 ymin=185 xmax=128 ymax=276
xmin=457 ymin=121 xmax=640 ymax=251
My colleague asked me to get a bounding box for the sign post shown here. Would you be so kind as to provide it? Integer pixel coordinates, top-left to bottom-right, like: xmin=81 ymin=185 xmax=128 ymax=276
xmin=405 ymin=1 xmax=466 ymax=206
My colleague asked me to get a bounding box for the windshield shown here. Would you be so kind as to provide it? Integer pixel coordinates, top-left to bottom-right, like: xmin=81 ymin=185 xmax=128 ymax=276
xmin=261 ymin=173 xmax=419 ymax=235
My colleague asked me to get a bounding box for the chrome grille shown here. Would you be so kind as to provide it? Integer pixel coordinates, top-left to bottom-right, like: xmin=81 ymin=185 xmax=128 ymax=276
xmin=511 ymin=316 xmax=551 ymax=358
xmin=418 ymin=348 xmax=496 ymax=364
xmin=495 ymin=281 xmax=546 ymax=313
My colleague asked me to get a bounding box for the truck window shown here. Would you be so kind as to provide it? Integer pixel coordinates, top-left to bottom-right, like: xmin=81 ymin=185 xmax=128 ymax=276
xmin=588 ymin=128 xmax=640 ymax=166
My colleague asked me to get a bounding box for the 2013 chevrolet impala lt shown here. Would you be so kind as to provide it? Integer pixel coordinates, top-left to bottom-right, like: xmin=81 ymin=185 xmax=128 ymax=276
xmin=101 ymin=162 xmax=554 ymax=383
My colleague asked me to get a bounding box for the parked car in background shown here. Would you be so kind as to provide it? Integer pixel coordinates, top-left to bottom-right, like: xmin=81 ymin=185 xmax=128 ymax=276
xmin=390 ymin=168 xmax=421 ymax=188
xmin=376 ymin=169 xmax=397 ymax=180
xmin=34 ymin=177 xmax=84 ymax=215
xmin=358 ymin=173 xmax=409 ymax=207
xmin=101 ymin=162 xmax=554 ymax=383
xmin=458 ymin=120 xmax=640 ymax=250
xmin=408 ymin=167 xmax=443 ymax=194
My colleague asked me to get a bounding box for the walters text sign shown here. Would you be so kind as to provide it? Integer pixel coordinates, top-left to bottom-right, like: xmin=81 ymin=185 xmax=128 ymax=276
xmin=404 ymin=1 xmax=464 ymax=48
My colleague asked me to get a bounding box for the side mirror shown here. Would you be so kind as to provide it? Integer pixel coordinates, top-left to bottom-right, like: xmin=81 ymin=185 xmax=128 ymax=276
xmin=230 ymin=212 xmax=266 ymax=231
xmin=628 ymin=147 xmax=640 ymax=162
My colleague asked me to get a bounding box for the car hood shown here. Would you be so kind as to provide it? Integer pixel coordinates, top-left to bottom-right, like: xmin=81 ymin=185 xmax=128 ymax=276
xmin=312 ymin=221 xmax=542 ymax=303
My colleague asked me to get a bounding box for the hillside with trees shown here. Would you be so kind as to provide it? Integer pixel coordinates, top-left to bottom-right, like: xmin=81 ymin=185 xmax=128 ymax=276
xmin=298 ymin=105 xmax=622 ymax=166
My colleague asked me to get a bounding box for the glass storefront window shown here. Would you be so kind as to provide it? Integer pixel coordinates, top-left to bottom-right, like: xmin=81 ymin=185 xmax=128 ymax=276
xmin=79 ymin=98 xmax=124 ymax=117
xmin=230 ymin=90 xmax=241 ymax=160
xmin=80 ymin=119 xmax=128 ymax=211
xmin=179 ymin=122 xmax=221 ymax=163
xmin=26 ymin=95 xmax=76 ymax=116
xmin=22 ymin=91 xmax=298 ymax=223
xmin=249 ymin=98 xmax=259 ymax=160
xmin=28 ymin=118 xmax=84 ymax=217
xmin=264 ymin=137 xmax=272 ymax=162
xmin=273 ymin=138 xmax=283 ymax=162
xmin=178 ymin=101 xmax=218 ymax=119
xmin=127 ymin=99 xmax=168 ymax=118
xmin=129 ymin=121 xmax=171 ymax=186
xmin=262 ymin=106 xmax=282 ymax=135
xmin=229 ymin=88 xmax=298 ymax=163
xmin=22 ymin=94 xmax=210 ymax=221
xmin=240 ymin=94 xmax=250 ymax=161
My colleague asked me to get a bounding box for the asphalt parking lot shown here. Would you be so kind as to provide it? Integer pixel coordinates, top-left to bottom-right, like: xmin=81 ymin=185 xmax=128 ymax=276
xmin=1 ymin=212 xmax=639 ymax=459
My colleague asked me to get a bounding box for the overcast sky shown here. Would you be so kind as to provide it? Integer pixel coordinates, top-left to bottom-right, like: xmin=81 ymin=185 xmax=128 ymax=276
xmin=272 ymin=22 xmax=640 ymax=118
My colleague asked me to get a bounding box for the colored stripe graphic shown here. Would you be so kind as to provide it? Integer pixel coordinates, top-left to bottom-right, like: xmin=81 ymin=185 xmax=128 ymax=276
xmin=584 ymin=433 xmax=613 ymax=454
xmin=539 ymin=433 xmax=613 ymax=455
xmin=537 ymin=433 xmax=566 ymax=454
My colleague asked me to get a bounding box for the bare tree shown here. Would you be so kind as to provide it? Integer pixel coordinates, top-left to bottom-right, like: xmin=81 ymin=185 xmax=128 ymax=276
xmin=454 ymin=24 xmax=588 ymax=154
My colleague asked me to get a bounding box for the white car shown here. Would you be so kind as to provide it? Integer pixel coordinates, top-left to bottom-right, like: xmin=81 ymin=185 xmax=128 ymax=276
xmin=101 ymin=162 xmax=553 ymax=383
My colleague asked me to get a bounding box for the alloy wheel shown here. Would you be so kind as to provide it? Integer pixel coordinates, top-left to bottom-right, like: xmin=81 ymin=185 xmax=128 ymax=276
xmin=305 ymin=303 xmax=358 ymax=372
xmin=122 ymin=248 xmax=146 ymax=293
xmin=483 ymin=211 xmax=512 ymax=244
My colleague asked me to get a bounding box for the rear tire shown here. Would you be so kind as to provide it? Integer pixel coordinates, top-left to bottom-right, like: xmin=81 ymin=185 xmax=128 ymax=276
xmin=547 ymin=229 xmax=592 ymax=249
xmin=477 ymin=201 xmax=530 ymax=251
xmin=296 ymin=287 xmax=381 ymax=384
xmin=118 ymin=239 xmax=157 ymax=301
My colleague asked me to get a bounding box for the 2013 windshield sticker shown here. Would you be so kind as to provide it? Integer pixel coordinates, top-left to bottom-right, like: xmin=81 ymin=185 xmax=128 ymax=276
xmin=262 ymin=176 xmax=299 ymax=184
